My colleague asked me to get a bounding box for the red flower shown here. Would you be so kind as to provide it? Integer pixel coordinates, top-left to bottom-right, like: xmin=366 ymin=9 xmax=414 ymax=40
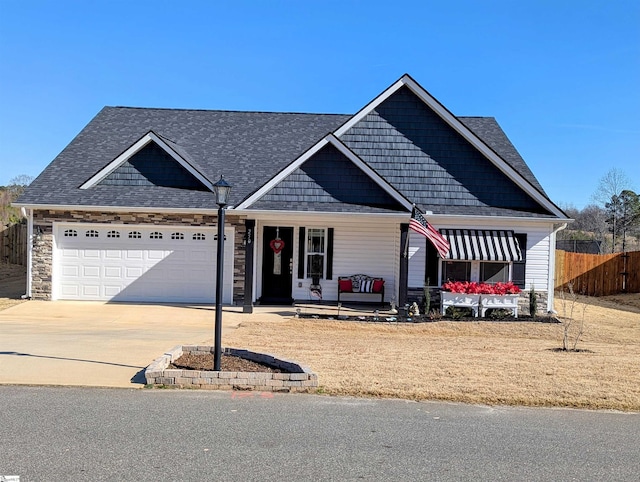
xmin=442 ymin=281 xmax=521 ymax=294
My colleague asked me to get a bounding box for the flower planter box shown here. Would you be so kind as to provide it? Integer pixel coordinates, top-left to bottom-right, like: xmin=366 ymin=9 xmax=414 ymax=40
xmin=480 ymin=294 xmax=519 ymax=318
xmin=440 ymin=292 xmax=480 ymax=317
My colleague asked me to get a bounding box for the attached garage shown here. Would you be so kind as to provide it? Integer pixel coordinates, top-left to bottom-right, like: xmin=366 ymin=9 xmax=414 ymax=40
xmin=52 ymin=223 xmax=234 ymax=303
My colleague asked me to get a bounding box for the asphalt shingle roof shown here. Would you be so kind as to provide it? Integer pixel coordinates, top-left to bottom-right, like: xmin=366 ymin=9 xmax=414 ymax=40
xmin=18 ymin=92 xmax=561 ymax=219
xmin=19 ymin=108 xmax=350 ymax=209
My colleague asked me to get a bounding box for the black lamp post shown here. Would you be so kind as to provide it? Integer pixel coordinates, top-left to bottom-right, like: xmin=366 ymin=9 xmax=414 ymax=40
xmin=213 ymin=175 xmax=232 ymax=371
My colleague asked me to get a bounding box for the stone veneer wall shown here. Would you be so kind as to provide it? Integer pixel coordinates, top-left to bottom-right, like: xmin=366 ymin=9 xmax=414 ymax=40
xmin=31 ymin=210 xmax=247 ymax=302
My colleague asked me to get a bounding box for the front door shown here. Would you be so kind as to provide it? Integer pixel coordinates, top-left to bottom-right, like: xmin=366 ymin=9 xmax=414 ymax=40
xmin=260 ymin=226 xmax=294 ymax=305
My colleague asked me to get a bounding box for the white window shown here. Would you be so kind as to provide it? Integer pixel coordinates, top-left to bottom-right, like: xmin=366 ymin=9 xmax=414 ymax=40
xmin=306 ymin=228 xmax=325 ymax=279
xmin=149 ymin=232 xmax=163 ymax=239
xmin=171 ymin=232 xmax=184 ymax=240
xmin=128 ymin=231 xmax=142 ymax=239
xmin=193 ymin=233 xmax=206 ymax=241
xmin=85 ymin=229 xmax=99 ymax=238
xmin=107 ymin=230 xmax=120 ymax=238
xmin=64 ymin=229 xmax=78 ymax=237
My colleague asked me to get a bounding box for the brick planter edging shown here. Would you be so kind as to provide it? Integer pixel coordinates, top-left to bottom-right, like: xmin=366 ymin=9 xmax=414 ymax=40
xmin=144 ymin=345 xmax=318 ymax=392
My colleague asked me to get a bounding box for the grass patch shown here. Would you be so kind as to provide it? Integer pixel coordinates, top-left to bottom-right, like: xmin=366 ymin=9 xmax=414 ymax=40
xmin=226 ymin=296 xmax=640 ymax=411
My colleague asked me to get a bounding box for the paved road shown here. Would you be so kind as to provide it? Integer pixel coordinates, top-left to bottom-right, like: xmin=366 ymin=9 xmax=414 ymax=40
xmin=1 ymin=387 xmax=638 ymax=481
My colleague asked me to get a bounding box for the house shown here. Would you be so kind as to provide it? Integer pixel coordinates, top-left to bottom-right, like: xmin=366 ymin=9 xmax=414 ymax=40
xmin=16 ymin=74 xmax=569 ymax=313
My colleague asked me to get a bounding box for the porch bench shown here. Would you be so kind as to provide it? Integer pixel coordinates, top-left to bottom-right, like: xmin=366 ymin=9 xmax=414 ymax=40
xmin=337 ymin=274 xmax=385 ymax=306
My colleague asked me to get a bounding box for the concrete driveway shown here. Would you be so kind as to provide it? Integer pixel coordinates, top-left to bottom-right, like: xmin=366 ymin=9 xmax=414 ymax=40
xmin=0 ymin=301 xmax=294 ymax=388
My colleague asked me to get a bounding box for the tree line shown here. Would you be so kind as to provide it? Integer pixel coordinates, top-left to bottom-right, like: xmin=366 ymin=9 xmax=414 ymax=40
xmin=0 ymin=175 xmax=33 ymax=226
xmin=559 ymin=168 xmax=640 ymax=253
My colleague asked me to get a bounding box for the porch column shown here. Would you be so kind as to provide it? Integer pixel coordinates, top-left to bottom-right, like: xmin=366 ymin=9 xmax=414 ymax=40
xmin=399 ymin=223 xmax=409 ymax=307
xmin=243 ymin=219 xmax=255 ymax=313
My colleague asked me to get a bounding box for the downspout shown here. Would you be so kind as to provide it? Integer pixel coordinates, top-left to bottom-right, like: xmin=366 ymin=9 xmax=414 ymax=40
xmin=547 ymin=222 xmax=568 ymax=313
xmin=23 ymin=207 xmax=33 ymax=299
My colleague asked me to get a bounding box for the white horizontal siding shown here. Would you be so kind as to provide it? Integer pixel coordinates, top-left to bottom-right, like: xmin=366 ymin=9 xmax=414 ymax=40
xmin=255 ymin=218 xmax=398 ymax=303
xmin=252 ymin=214 xmax=557 ymax=304
xmin=524 ymin=225 xmax=552 ymax=293
xmin=407 ymin=220 xmax=554 ymax=293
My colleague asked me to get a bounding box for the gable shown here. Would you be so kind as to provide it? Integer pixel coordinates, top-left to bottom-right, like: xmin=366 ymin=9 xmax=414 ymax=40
xmin=340 ymin=85 xmax=552 ymax=216
xmin=249 ymin=143 xmax=407 ymax=213
xmin=98 ymin=142 xmax=209 ymax=190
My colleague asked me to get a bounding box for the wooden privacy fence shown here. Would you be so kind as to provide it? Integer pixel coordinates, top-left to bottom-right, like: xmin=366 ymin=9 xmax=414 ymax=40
xmin=1 ymin=222 xmax=27 ymax=266
xmin=555 ymin=250 xmax=640 ymax=296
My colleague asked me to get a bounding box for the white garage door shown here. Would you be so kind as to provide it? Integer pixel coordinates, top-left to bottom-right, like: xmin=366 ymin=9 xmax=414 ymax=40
xmin=53 ymin=223 xmax=234 ymax=303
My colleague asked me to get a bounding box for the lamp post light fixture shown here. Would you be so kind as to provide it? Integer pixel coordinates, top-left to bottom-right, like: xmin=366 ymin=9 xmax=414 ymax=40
xmin=213 ymin=175 xmax=232 ymax=371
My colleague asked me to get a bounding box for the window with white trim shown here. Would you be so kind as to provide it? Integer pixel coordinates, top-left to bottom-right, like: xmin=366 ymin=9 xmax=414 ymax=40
xmin=441 ymin=260 xmax=471 ymax=283
xmin=107 ymin=230 xmax=120 ymax=238
xmin=64 ymin=229 xmax=78 ymax=237
xmin=171 ymin=232 xmax=184 ymax=240
xmin=480 ymin=262 xmax=510 ymax=284
xmin=128 ymin=231 xmax=141 ymax=239
xmin=306 ymin=228 xmax=325 ymax=279
xmin=193 ymin=233 xmax=206 ymax=241
xmin=149 ymin=231 xmax=163 ymax=239
xmin=85 ymin=229 xmax=99 ymax=238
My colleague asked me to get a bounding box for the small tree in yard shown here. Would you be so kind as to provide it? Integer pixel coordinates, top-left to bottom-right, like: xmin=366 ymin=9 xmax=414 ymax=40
xmin=558 ymin=282 xmax=587 ymax=351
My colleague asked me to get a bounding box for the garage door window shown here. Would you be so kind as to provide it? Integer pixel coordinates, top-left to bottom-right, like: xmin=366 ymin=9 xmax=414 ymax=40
xmin=150 ymin=232 xmax=163 ymax=239
xmin=171 ymin=232 xmax=184 ymax=240
xmin=64 ymin=229 xmax=77 ymax=237
xmin=128 ymin=231 xmax=141 ymax=239
xmin=86 ymin=230 xmax=99 ymax=238
xmin=193 ymin=233 xmax=206 ymax=240
xmin=107 ymin=230 xmax=120 ymax=238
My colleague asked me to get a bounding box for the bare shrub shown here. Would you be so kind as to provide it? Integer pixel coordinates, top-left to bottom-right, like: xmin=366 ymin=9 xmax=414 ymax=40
xmin=558 ymin=282 xmax=587 ymax=351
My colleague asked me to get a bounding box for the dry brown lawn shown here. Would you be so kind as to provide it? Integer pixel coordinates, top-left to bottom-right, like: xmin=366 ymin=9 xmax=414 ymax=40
xmin=226 ymin=294 xmax=640 ymax=411
xmin=1 ymin=263 xmax=638 ymax=410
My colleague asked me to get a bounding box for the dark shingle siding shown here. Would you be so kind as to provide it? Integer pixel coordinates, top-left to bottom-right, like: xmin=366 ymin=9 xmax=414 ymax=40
xmin=252 ymin=144 xmax=405 ymax=212
xmin=100 ymin=143 xmax=208 ymax=190
xmin=340 ymin=86 xmax=551 ymax=216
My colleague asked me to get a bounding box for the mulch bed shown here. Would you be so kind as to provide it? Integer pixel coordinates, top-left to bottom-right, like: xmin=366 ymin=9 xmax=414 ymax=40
xmin=299 ymin=313 xmax=559 ymax=323
xmin=170 ymin=353 xmax=286 ymax=373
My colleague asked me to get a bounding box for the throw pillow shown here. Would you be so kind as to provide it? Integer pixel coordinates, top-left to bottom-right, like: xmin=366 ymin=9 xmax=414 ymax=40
xmin=372 ymin=279 xmax=385 ymax=293
xmin=338 ymin=279 xmax=352 ymax=292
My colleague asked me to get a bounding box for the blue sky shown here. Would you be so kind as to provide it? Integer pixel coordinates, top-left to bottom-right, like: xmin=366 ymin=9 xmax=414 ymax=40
xmin=1 ymin=0 xmax=638 ymax=209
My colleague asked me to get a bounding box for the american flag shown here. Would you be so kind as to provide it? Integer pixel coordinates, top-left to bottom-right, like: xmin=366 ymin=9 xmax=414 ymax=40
xmin=409 ymin=207 xmax=450 ymax=258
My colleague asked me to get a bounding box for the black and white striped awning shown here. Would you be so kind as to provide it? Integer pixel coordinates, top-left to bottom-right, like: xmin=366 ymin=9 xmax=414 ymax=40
xmin=440 ymin=229 xmax=523 ymax=261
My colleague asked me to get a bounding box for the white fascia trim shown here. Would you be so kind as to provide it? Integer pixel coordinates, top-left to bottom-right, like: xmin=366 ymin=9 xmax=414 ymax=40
xmin=234 ymin=208 xmax=567 ymax=224
xmin=333 ymin=78 xmax=405 ymax=137
xmin=428 ymin=213 xmax=569 ymax=225
xmin=335 ymin=74 xmax=565 ymax=219
xmin=235 ymin=134 xmax=412 ymax=211
xmin=234 ymin=208 xmax=411 ymax=221
xmin=79 ymin=131 xmax=214 ymax=191
xmin=14 ymin=203 xmax=222 ymax=215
